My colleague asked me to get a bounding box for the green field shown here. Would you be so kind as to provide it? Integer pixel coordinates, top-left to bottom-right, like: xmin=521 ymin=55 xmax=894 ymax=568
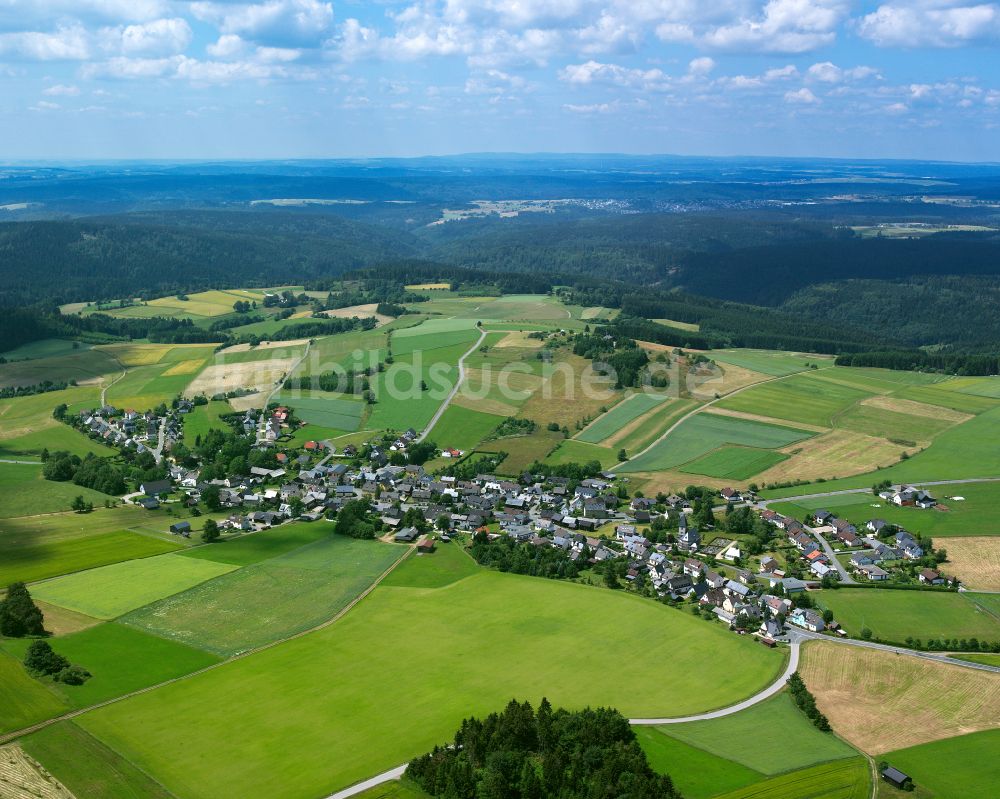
xmin=620 ymin=412 xmax=813 ymax=473
xmin=0 ymin=338 xmax=87 ymax=360
xmin=0 ymin=348 xmax=119 ymax=389
xmin=0 ymin=622 xmax=219 ymax=709
xmin=708 ymin=349 xmax=824 ymax=377
xmin=716 ymin=372 xmax=873 ymax=427
xmin=545 ymin=438 xmax=617 ymax=469
xmin=940 ymin=376 xmax=1000 ymax=398
xmin=31 ymin=554 xmax=237 ymax=619
xmin=0 ymin=387 xmax=115 ymax=458
xmin=106 ymin=347 xmax=215 ymax=409
xmin=881 ymin=729 xmax=1000 ymax=799
xmin=893 ymin=383 xmax=1000 ymax=415
xmin=835 ymin=403 xmax=956 ymax=442
xmin=123 ymin=535 xmax=406 ymax=655
xmin=0 ymin=649 xmax=67 ymax=734
xmin=350 ymin=781 xmax=431 ymax=799
xmin=577 ymin=393 xmax=669 ymax=444
xmin=0 ymin=463 xmax=114 ymax=519
xmin=0 ymin=519 xmax=183 ymax=586
xmin=275 ymin=392 xmax=365 ymax=431
xmin=714 ymin=758 xmax=870 ymax=799
xmin=21 ymin=721 xmax=175 ymax=799
xmin=366 ymin=342 xmax=469 ymax=431
xmin=949 ymin=652 xmax=1000 ymax=666
xmin=381 ymin=542 xmax=476 ymax=589
xmin=480 ymin=429 xmax=565 ymax=474
xmin=636 ymin=727 xmax=764 ymax=799
xmin=771 ymin=481 xmax=1000 ymax=538
xmin=180 ymin=522 xmax=331 ymax=566
xmin=816 ymin=588 xmax=1000 ymax=642
xmin=181 ymin=400 xmax=232 ymax=443
xmin=763 ymin=405 xmax=1000 ymax=498
xmin=659 ymin=691 xmax=858 ymax=775
xmin=680 ymin=445 xmax=788 ymax=480
xmin=77 ymin=566 xmax=784 ymax=799
xmin=612 ymin=398 xmax=701 ymax=455
xmin=426 ymin=405 xmax=504 ymax=452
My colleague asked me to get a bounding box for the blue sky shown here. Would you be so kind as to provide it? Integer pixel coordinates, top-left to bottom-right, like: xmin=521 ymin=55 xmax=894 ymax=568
xmin=2 ymin=1 xmax=1000 ymax=161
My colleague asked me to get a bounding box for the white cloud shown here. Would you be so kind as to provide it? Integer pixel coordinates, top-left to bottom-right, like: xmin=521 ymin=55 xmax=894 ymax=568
xmin=108 ymin=18 xmax=192 ymax=56
xmin=192 ymin=0 xmax=334 ymax=47
xmin=0 ymin=25 xmax=90 ymax=60
xmin=702 ymin=0 xmax=850 ymax=53
xmin=29 ymin=99 xmax=60 ymax=111
xmin=785 ymin=86 xmax=821 ymax=103
xmin=807 ymin=62 xmax=881 ymax=83
xmin=858 ymin=3 xmax=1000 ymax=48
xmin=688 ymin=56 xmax=715 ymax=76
xmin=43 ymin=83 xmax=80 ymax=96
xmin=0 ymin=1 xmax=168 ymax=29
xmin=559 ymin=60 xmax=671 ymax=91
xmin=207 ymin=34 xmax=246 ymax=59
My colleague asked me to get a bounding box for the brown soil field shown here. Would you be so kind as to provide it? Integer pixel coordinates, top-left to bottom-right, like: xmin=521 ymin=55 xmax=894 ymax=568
xmin=753 ymin=429 xmax=906 ymax=484
xmin=799 ymin=640 xmax=1000 ymax=754
xmin=321 ymin=304 xmax=392 ymax=327
xmin=941 ymin=536 xmax=1000 ymax=591
xmin=36 ymin=601 xmax=101 ymax=637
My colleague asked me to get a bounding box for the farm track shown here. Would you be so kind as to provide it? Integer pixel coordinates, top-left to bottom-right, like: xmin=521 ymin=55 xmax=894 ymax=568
xmin=417 ymin=329 xmax=487 ymax=443
xmin=0 ymin=542 xmax=416 ymax=747
xmin=99 ymin=356 xmax=127 ymax=408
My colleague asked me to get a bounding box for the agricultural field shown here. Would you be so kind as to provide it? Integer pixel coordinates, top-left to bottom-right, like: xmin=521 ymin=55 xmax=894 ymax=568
xmin=0 ymin=463 xmax=112 ymax=519
xmin=122 ymin=534 xmax=406 ymax=656
xmin=576 ymin=393 xmax=669 ymax=444
xmin=20 ymin=722 xmax=175 ymax=799
xmin=545 ymin=438 xmax=617 ymax=469
xmin=0 ymin=514 xmax=183 ymax=586
xmin=426 ymin=404 xmax=503 ymax=452
xmin=715 ymin=372 xmax=873 ymax=427
xmin=879 ymin=729 xmax=1000 ymax=799
xmin=0 ymin=338 xmax=87 ymax=361
xmin=31 ymin=554 xmax=237 ymax=620
xmin=799 ymin=641 xmax=1000 ymax=754
xmin=380 ymin=541 xmax=478 ymax=589
xmin=515 ymin=352 xmax=623 ymax=430
xmin=107 ymin=346 xmax=217 ymax=409
xmin=0 ymin=650 xmax=68 ymax=734
xmin=680 ymin=446 xmax=788 ymax=480
xmin=713 ymin=758 xmax=870 ymax=799
xmin=180 ymin=522 xmax=331 ymax=567
xmin=0 ymin=623 xmax=219 ymax=709
xmin=620 ymin=412 xmax=813 ymax=474
xmin=74 ymin=569 xmax=784 ymax=799
xmin=950 ymin=652 xmax=1000 ymax=666
xmin=656 ymin=691 xmax=858 ymax=775
xmin=708 ymin=349 xmax=827 ymax=377
xmin=181 ymin=400 xmax=232 ymax=443
xmin=275 ymin=392 xmax=365 ymax=432
xmin=479 ymin=428 xmax=566 ymax=473
xmin=815 ymin=588 xmax=1000 ymax=643
xmin=635 ymin=727 xmax=764 ymax=799
xmin=771 ymin=480 xmax=1000 ymax=539
xmin=0 ymin=347 xmax=120 ymax=389
xmin=0 ymin=387 xmax=114 ymax=458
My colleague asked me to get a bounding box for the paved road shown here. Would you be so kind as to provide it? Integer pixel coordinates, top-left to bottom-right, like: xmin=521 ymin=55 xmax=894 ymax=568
xmin=0 ymin=459 xmax=39 ymax=465
xmin=759 ymin=477 xmax=1000 ymax=506
xmin=150 ymin=418 xmax=166 ymax=463
xmin=325 ymin=765 xmax=408 ymax=799
xmin=416 ymin=328 xmax=487 ymax=444
xmin=101 ymin=356 xmax=127 ymax=407
xmin=810 ymin=525 xmax=856 ymax=584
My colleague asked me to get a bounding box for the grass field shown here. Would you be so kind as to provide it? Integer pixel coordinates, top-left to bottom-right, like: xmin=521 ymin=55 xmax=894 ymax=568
xmin=479 ymin=428 xmax=565 ymax=474
xmin=950 ymin=652 xmax=1000 ymax=666
xmin=715 ymin=372 xmax=873 ymax=427
xmin=658 ymin=691 xmax=858 ymax=775
xmin=0 ymin=622 xmax=219 ymax=709
xmin=31 ymin=554 xmax=237 ymax=619
xmin=799 ymin=640 xmax=1000 ymax=754
xmin=880 ymin=729 xmax=1000 ymax=799
xmin=107 ymin=349 xmax=215 ymax=409
xmin=620 ymin=412 xmax=813 ymax=473
xmin=426 ymin=405 xmax=504 ymax=452
xmin=123 ymin=535 xmax=406 ymax=655
xmin=0 ymin=348 xmax=120 ymax=389
xmin=636 ymin=727 xmax=764 ymax=799
xmin=21 ymin=722 xmax=175 ymax=799
xmin=713 ymin=758 xmax=870 ymax=799
xmin=180 ymin=522 xmax=331 ymax=566
xmin=366 ymin=342 xmax=468 ymax=431
xmin=816 ymin=588 xmax=1000 ymax=642
xmin=275 ymin=393 xmax=365 ymax=431
xmin=181 ymin=400 xmax=231 ymax=443
xmin=77 ymin=568 xmax=785 ymax=799
xmin=381 ymin=541 xmax=475 ymax=589
xmin=0 ymin=338 xmax=86 ymax=360
xmin=576 ymin=393 xmax=669 ymax=444
xmin=545 ymin=438 xmax=617 ymax=469
xmin=0 ymin=463 xmax=113 ymax=519
xmin=680 ymin=445 xmax=788 ymax=480
xmin=0 ymin=387 xmax=114 ymax=458
xmin=835 ymin=402 xmax=957 ymax=443
xmin=607 ymin=397 xmax=701 ymax=454
xmin=0 ymin=650 xmax=67 ymax=734
xmin=708 ymin=349 xmax=825 ymax=377
xmin=0 ymin=519 xmax=183 ymax=587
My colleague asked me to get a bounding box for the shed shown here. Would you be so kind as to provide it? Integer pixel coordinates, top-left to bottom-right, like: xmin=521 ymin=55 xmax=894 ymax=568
xmin=169 ymin=521 xmax=192 ymax=535
xmin=881 ymin=767 xmax=911 ymax=790
xmin=417 ymin=536 xmax=436 ymax=553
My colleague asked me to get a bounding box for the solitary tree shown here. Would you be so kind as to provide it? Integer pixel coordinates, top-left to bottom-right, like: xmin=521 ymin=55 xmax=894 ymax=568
xmin=201 ymin=518 xmax=220 ymax=543
xmin=0 ymin=582 xmax=46 ymax=637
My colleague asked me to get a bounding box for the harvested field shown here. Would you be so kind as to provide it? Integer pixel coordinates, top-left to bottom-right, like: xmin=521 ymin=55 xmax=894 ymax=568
xmin=160 ymin=358 xmax=205 ymax=376
xmin=798 ymin=640 xmax=1000 ymax=754
xmin=689 ymin=362 xmax=771 ymax=399
xmin=217 ymin=339 xmax=310 ymax=354
xmin=185 ymin=357 xmax=295 ymax=397
xmin=494 ymin=331 xmax=545 ymax=348
xmin=321 ymin=303 xmax=392 ymax=326
xmin=705 ymin=407 xmax=828 ymax=433
xmin=753 ymin=429 xmax=908 ymax=484
xmin=0 ymin=745 xmax=74 ymax=799
xmin=861 ymin=394 xmax=972 ymax=423
xmin=941 ymin=536 xmax=1000 ymax=591
xmin=32 ymin=601 xmax=101 ymax=637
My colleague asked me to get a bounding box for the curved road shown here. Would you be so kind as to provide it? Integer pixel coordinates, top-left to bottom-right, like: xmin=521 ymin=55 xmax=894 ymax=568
xmin=810 ymin=526 xmax=856 ymax=584
xmin=759 ymin=477 xmax=1000 ymax=507
xmin=416 ymin=328 xmax=487 ymax=443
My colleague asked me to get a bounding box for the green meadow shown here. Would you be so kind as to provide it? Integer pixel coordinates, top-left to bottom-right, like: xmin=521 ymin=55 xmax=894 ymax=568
xmin=181 ymin=400 xmax=232 ymax=443
xmin=31 ymin=554 xmax=237 ymax=619
xmin=577 ymin=393 xmax=669 ymax=444
xmin=180 ymin=522 xmax=331 ymax=566
xmin=381 ymin=541 xmax=476 ymax=589
xmin=426 ymin=404 xmax=504 ymax=451
xmin=0 ymin=622 xmax=219 ymax=709
xmin=0 ymin=463 xmax=112 ymax=519
xmin=77 ymin=566 xmax=784 ymax=799
xmin=0 ymin=387 xmax=114 ymax=458
xmin=881 ymin=729 xmax=1000 ymax=799
xmin=708 ymin=349 xmax=823 ymax=377
xmin=680 ymin=445 xmax=788 ymax=480
xmin=715 ymin=372 xmax=872 ymax=427
xmin=816 ymin=588 xmax=1000 ymax=642
xmin=275 ymin=392 xmax=365 ymax=431
xmin=620 ymin=412 xmax=812 ymax=473
xmin=0 ymin=348 xmax=120 ymax=389
xmin=714 ymin=758 xmax=869 ymax=799
xmin=123 ymin=535 xmax=406 ymax=655
xmin=0 ymin=649 xmax=67 ymax=734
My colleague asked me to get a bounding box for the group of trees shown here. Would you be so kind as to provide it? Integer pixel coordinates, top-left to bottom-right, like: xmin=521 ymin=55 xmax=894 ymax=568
xmin=469 ymin=533 xmax=581 ymax=580
xmin=572 ymin=331 xmax=650 ymax=389
xmin=0 ymin=583 xmax=45 ymax=637
xmin=24 ymin=640 xmax=91 ymax=685
xmin=41 ymin=451 xmax=128 ymax=496
xmin=332 ymin=500 xmax=383 ymax=540
xmin=722 ymin=506 xmax=776 ymax=555
xmin=406 ymin=698 xmax=681 ymax=799
xmin=787 ymin=672 xmax=831 ymax=732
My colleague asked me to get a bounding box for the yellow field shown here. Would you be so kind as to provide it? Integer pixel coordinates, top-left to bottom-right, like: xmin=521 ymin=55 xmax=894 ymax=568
xmin=161 ymin=359 xmax=207 ymax=377
xmin=754 ymin=429 xmax=906 ymax=484
xmin=185 ymin=358 xmax=296 ymax=397
xmin=405 ymin=282 xmax=450 ymax=290
xmin=941 ymin=537 xmax=1000 ymax=591
xmin=321 ymin=304 xmax=392 ymax=326
xmin=516 ymin=354 xmax=621 ymax=428
xmin=98 ymin=343 xmax=174 ymax=366
xmin=0 ymin=745 xmax=73 ymax=799
xmin=861 ymin=395 xmax=972 ymax=423
xmin=494 ymin=331 xmax=545 ymax=349
xmin=799 ymin=641 xmax=1000 ymax=754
